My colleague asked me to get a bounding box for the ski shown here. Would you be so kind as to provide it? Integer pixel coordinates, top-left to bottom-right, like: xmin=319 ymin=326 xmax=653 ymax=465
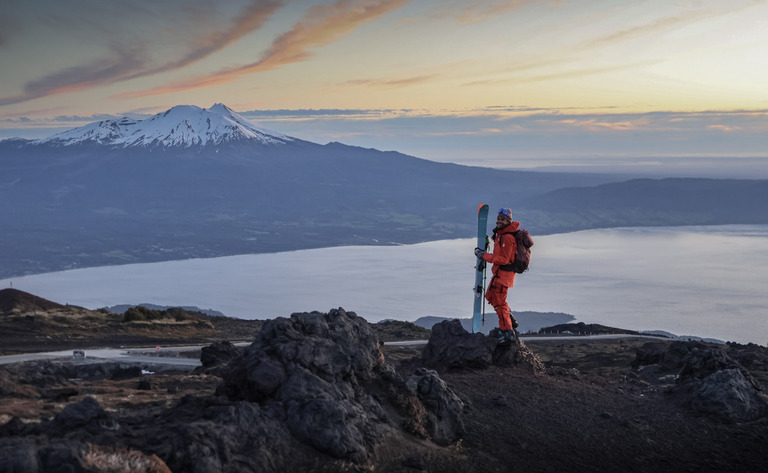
xmin=472 ymin=204 xmax=489 ymax=333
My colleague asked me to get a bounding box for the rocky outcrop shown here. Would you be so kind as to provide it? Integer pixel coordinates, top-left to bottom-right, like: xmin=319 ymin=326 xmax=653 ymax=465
xmin=198 ymin=340 xmax=242 ymax=374
xmin=0 ymin=308 xmax=468 ymax=472
xmin=420 ymin=319 xmax=493 ymax=370
xmin=216 ymin=308 xmax=400 ymax=462
xmin=635 ymin=341 xmax=768 ymax=422
xmin=420 ymin=319 xmax=545 ymax=373
xmin=405 ymin=368 xmax=465 ymax=445
xmin=0 ymin=397 xmax=169 ymax=473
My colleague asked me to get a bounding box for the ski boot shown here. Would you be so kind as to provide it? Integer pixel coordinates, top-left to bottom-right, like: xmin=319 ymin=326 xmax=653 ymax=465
xmin=497 ymin=330 xmax=515 ymax=345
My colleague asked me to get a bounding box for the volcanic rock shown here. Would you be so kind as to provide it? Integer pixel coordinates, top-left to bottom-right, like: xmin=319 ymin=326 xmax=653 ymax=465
xmin=215 ymin=308 xmax=463 ymax=463
xmin=420 ymin=319 xmax=545 ymax=373
xmin=199 ymin=340 xmax=242 ymax=371
xmin=420 ymin=319 xmax=493 ymax=370
xmin=635 ymin=341 xmax=768 ymax=422
xmin=405 ymin=368 xmax=465 ymax=445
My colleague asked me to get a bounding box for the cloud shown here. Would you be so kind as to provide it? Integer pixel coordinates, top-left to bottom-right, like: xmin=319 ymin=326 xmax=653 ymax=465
xmin=241 ymin=108 xmax=412 ymax=119
xmin=514 ymin=60 xmax=662 ymax=84
xmin=453 ymin=0 xmax=547 ymax=24
xmin=707 ymin=124 xmax=742 ymax=132
xmin=134 ymin=0 xmax=282 ymax=78
xmin=457 ymin=2 xmax=764 ymax=88
xmin=0 ymin=45 xmax=149 ymax=106
xmin=0 ymin=0 xmax=282 ymax=106
xmin=583 ymin=1 xmax=763 ymax=49
xmin=342 ymin=74 xmax=439 ymax=88
xmin=554 ymin=118 xmax=644 ymax=132
xmin=119 ymin=0 xmax=410 ymax=98
xmin=424 ymin=0 xmax=548 ymax=24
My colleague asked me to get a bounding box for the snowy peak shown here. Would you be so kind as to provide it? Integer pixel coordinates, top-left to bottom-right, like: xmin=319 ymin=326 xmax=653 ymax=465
xmin=37 ymin=104 xmax=292 ymax=148
xmin=40 ymin=117 xmax=140 ymax=146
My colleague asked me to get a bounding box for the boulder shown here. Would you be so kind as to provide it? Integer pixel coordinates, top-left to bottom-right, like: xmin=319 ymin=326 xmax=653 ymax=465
xmin=0 ymin=439 xmax=38 ymax=473
xmin=199 ymin=340 xmax=242 ymax=372
xmin=421 ymin=320 xmax=544 ymax=373
xmin=420 ymin=319 xmax=494 ymax=370
xmin=634 ymin=341 xmax=768 ymax=422
xmin=216 ymin=308 xmax=456 ymax=463
xmin=405 ymin=368 xmax=465 ymax=445
xmin=53 ymin=396 xmax=109 ymax=431
xmin=110 ymin=365 xmax=142 ymax=380
xmin=688 ymin=368 xmax=768 ymax=423
xmin=136 ymin=397 xmax=297 ymax=473
xmin=3 ymin=440 xmax=172 ymax=473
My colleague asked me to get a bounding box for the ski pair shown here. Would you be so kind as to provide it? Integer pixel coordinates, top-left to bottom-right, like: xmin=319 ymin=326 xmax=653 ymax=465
xmin=472 ymin=204 xmax=489 ymax=334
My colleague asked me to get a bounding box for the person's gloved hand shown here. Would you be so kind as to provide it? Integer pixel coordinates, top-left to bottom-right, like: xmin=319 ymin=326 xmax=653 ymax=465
xmin=474 ymin=247 xmax=485 ymax=258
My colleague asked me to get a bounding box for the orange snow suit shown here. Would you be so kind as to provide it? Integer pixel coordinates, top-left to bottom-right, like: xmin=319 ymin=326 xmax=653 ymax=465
xmin=482 ymin=221 xmax=519 ymax=331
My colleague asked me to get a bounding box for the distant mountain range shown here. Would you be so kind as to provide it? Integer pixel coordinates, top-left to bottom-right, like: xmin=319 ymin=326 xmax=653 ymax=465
xmin=1 ymin=104 xmax=766 ymax=278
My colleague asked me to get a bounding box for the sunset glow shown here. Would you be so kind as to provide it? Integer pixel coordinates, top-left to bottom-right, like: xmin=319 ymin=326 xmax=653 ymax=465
xmin=1 ymin=0 xmax=767 ymax=171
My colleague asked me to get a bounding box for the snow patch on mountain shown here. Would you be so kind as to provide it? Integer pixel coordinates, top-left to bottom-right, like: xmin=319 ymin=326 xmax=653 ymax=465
xmin=36 ymin=103 xmax=292 ymax=148
xmin=40 ymin=117 xmax=140 ymax=146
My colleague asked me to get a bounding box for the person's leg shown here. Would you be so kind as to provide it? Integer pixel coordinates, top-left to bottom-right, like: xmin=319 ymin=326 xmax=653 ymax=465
xmin=485 ymin=279 xmax=512 ymax=331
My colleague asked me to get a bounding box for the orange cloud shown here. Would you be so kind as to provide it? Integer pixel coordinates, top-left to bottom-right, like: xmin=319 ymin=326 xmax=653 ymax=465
xmin=136 ymin=1 xmax=283 ymax=77
xmin=454 ymin=0 xmax=542 ymax=24
xmin=120 ymin=0 xmax=411 ymax=99
xmin=423 ymin=0 xmax=546 ymax=24
xmin=556 ymin=118 xmax=643 ymax=132
xmin=707 ymin=124 xmax=742 ymax=132
xmin=1 ymin=1 xmax=283 ymax=106
xmin=342 ymin=74 xmax=439 ymax=88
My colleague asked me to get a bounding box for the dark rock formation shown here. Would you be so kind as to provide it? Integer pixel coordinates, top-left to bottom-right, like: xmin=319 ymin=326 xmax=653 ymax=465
xmin=0 ymin=438 xmax=171 ymax=473
xmin=420 ymin=319 xmax=493 ymax=370
xmin=420 ymin=319 xmax=545 ymax=373
xmin=634 ymin=341 xmax=768 ymax=422
xmin=198 ymin=340 xmax=242 ymax=371
xmin=110 ymin=365 xmax=143 ymax=380
xmin=0 ymin=308 xmax=469 ymax=472
xmin=216 ymin=308 xmax=466 ymax=463
xmin=405 ymin=368 xmax=465 ymax=445
xmin=688 ymin=368 xmax=767 ymax=423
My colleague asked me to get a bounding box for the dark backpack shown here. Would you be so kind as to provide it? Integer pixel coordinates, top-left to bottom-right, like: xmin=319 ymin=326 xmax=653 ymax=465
xmin=498 ymin=229 xmax=534 ymax=273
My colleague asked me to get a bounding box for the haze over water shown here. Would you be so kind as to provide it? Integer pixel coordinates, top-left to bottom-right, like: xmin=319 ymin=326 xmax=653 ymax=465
xmin=3 ymin=225 xmax=767 ymax=345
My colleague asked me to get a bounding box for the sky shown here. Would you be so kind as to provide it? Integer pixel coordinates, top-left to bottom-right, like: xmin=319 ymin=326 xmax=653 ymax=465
xmin=1 ymin=0 xmax=767 ymax=175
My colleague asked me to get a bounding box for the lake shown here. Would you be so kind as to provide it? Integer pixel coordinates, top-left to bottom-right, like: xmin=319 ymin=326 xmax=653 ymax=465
xmin=3 ymin=225 xmax=767 ymax=345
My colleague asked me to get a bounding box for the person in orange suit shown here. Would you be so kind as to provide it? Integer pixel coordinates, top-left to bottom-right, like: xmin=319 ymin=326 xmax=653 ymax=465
xmin=475 ymin=208 xmax=520 ymax=344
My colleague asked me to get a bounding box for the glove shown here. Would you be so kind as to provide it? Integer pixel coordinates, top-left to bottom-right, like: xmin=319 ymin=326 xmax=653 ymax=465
xmin=474 ymin=247 xmax=485 ymax=258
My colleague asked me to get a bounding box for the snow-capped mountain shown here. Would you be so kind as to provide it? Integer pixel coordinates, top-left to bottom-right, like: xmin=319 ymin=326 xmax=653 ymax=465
xmin=35 ymin=103 xmax=292 ymax=148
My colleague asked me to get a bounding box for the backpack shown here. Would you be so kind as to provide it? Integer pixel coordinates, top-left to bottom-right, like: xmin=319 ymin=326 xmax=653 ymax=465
xmin=498 ymin=228 xmax=534 ymax=273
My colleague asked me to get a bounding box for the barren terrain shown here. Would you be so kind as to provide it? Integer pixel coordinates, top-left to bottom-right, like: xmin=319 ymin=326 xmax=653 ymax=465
xmin=1 ymin=288 xmax=767 ymax=472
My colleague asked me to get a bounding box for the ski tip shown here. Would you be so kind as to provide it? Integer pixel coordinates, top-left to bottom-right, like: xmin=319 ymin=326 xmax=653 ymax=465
xmin=477 ymin=203 xmax=488 ymax=212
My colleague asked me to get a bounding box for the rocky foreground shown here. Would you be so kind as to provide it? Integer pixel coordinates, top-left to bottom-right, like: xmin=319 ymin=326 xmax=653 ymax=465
xmin=1 ymin=290 xmax=767 ymax=472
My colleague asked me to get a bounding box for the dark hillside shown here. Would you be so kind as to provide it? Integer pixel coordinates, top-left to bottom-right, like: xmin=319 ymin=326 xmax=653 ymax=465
xmin=3 ymin=136 xmax=767 ymax=278
xmin=0 ymin=288 xmax=69 ymax=313
xmin=522 ymin=178 xmax=768 ymax=231
xmin=0 ymin=139 xmax=613 ymax=278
